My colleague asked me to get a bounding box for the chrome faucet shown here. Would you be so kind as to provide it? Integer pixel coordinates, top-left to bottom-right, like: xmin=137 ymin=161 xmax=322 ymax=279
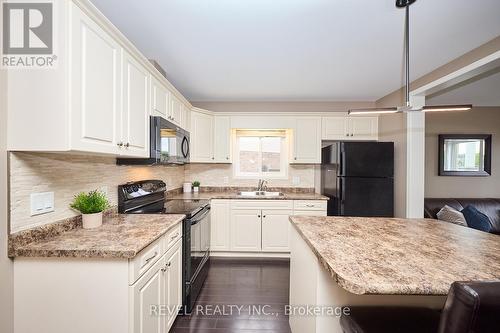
xmin=257 ymin=179 xmax=268 ymax=192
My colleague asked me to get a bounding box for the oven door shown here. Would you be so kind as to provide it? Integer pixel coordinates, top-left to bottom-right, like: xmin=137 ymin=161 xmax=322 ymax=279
xmin=183 ymin=205 xmax=210 ymax=313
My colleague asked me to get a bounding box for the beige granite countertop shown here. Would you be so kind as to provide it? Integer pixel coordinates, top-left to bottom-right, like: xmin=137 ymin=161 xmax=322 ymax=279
xmin=289 ymin=216 xmax=500 ymax=296
xmin=168 ymin=191 xmax=328 ymax=201
xmin=10 ymin=214 xmax=185 ymax=259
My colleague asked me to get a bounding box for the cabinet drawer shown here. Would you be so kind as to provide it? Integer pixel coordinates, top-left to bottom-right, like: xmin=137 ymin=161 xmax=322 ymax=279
xmin=129 ymin=236 xmax=164 ymax=284
xmin=293 ymin=210 xmax=327 ymax=216
xmin=164 ymin=224 xmax=182 ymax=251
xmin=231 ymin=200 xmax=293 ymax=210
xmin=293 ymin=200 xmax=327 ymax=211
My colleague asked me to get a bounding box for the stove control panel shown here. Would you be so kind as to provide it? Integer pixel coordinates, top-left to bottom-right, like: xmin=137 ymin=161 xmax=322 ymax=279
xmin=118 ymin=180 xmax=167 ymax=200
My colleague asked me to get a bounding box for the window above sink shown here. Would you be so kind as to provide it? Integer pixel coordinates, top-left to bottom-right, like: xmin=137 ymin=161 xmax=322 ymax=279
xmin=233 ymin=129 xmax=289 ymax=179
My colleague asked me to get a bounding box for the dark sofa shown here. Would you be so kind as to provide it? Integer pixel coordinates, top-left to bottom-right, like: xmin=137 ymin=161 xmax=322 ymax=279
xmin=424 ymin=198 xmax=500 ymax=235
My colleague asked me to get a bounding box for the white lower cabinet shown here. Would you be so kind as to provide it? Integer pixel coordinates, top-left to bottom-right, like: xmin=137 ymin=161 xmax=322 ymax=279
xmin=230 ymin=209 xmax=262 ymax=252
xmin=261 ymin=210 xmax=292 ymax=252
xmin=211 ymin=200 xmax=326 ymax=256
xmin=210 ymin=200 xmax=231 ymax=251
xmin=14 ymin=229 xmax=183 ymax=333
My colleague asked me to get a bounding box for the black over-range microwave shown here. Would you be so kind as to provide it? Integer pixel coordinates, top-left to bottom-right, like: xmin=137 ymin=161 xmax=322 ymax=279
xmin=117 ymin=116 xmax=190 ymax=165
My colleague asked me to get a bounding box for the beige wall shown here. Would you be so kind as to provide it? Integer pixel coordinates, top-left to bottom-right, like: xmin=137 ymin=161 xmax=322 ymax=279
xmin=378 ymin=113 xmax=407 ymax=217
xmin=376 ymin=36 xmax=500 ymax=216
xmin=185 ymin=163 xmax=315 ymax=188
xmin=9 ymin=153 xmax=185 ymax=233
xmin=377 ymin=36 xmax=500 ymax=107
xmin=192 ymin=101 xmax=375 ymax=113
xmin=425 ymin=107 xmax=500 ymax=198
xmin=1 ymin=67 xmax=13 ymax=332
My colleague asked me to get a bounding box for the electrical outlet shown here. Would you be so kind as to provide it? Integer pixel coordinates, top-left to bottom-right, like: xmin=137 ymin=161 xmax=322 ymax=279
xmin=292 ymin=176 xmax=300 ymax=186
xmin=223 ymin=176 xmax=229 ymax=184
xmin=30 ymin=192 xmax=54 ymax=216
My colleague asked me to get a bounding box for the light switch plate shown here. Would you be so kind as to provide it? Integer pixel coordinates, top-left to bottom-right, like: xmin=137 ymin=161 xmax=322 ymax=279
xmin=30 ymin=192 xmax=54 ymax=216
xmin=223 ymin=176 xmax=229 ymax=184
xmin=293 ymin=176 xmax=300 ymax=185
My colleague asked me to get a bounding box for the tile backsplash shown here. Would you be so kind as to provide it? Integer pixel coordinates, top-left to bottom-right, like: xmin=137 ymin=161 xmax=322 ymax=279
xmin=184 ymin=163 xmax=315 ymax=188
xmin=9 ymin=153 xmax=317 ymax=234
xmin=9 ymin=152 xmax=185 ymax=233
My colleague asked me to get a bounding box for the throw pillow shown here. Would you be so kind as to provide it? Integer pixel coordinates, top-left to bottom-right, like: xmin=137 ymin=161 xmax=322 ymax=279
xmin=461 ymin=205 xmax=493 ymax=233
xmin=436 ymin=205 xmax=467 ymax=227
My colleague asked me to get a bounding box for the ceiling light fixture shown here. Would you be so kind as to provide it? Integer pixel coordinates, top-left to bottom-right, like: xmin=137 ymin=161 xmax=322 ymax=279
xmin=348 ymin=0 xmax=473 ymax=115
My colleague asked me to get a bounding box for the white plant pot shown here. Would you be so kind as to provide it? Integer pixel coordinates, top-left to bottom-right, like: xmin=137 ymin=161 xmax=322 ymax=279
xmin=193 ymin=186 xmax=199 ymax=193
xmin=82 ymin=212 xmax=103 ymax=229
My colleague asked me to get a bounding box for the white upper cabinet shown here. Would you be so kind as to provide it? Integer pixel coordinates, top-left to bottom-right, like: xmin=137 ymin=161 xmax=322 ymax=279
xmin=322 ymin=116 xmax=378 ymax=140
xmin=70 ymin=3 xmax=122 ymax=155
xmin=291 ymin=117 xmax=322 ymax=164
xmin=151 ymin=77 xmax=169 ymax=118
xmin=190 ymin=110 xmax=214 ymax=163
xmin=7 ymin=1 xmax=191 ymax=155
xmin=121 ymin=51 xmax=150 ymax=157
xmin=349 ymin=117 xmax=378 ymax=140
xmin=322 ymin=117 xmax=349 ymax=140
xmin=214 ymin=116 xmax=232 ymax=163
xmin=169 ymin=95 xmax=183 ymax=126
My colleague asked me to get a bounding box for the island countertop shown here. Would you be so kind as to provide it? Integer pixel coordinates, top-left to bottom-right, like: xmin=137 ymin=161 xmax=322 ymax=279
xmin=289 ymin=216 xmax=500 ymax=296
xmin=10 ymin=213 xmax=185 ymax=259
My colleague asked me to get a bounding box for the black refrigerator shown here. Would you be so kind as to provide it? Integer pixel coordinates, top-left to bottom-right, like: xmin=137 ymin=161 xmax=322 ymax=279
xmin=321 ymin=142 xmax=394 ymax=217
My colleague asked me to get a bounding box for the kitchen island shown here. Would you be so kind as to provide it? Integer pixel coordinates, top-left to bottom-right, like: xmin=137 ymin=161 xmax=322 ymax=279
xmin=288 ymin=216 xmax=500 ymax=333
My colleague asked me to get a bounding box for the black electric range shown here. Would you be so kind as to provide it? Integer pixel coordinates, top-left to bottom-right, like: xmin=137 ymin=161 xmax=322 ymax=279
xmin=118 ymin=179 xmax=211 ymax=314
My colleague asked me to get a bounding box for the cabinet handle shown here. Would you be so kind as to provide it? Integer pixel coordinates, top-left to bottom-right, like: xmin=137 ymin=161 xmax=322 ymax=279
xmin=161 ymin=262 xmax=171 ymax=273
xmin=212 ymin=157 xmax=214 ymax=160
xmin=125 ymin=142 xmax=130 ymax=148
xmin=226 ymin=157 xmax=229 ymax=160
xmin=258 ymin=215 xmax=261 ymax=218
xmin=294 ymin=157 xmax=297 ymax=160
xmin=263 ymin=215 xmax=266 ymax=218
xmin=117 ymin=142 xmax=124 ymax=147
xmin=141 ymin=251 xmax=158 ymax=268
xmin=170 ymin=232 xmax=179 ymax=241
xmin=345 ymin=134 xmax=349 ymax=137
xmin=306 ymin=204 xmax=315 ymax=207
xmin=350 ymin=134 xmax=354 ymax=137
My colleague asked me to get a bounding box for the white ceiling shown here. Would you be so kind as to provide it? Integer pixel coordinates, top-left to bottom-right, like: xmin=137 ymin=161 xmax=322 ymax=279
xmin=90 ymin=0 xmax=500 ymax=102
xmin=427 ymin=68 xmax=500 ymax=107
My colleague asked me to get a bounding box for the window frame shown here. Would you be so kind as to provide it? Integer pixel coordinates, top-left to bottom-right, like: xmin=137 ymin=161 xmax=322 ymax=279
xmin=233 ymin=134 xmax=289 ymax=180
xmin=438 ymin=134 xmax=492 ymax=177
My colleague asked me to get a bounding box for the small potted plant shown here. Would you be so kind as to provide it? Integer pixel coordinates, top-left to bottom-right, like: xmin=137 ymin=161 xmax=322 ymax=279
xmin=70 ymin=190 xmax=110 ymax=229
xmin=192 ymin=181 xmax=201 ymax=193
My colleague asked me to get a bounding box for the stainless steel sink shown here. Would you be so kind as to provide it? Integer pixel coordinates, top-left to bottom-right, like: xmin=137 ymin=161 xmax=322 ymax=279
xmin=237 ymin=191 xmax=284 ymax=197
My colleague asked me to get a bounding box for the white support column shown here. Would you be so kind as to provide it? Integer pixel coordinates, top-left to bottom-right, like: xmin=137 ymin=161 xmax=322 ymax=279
xmin=406 ymin=95 xmax=426 ymax=218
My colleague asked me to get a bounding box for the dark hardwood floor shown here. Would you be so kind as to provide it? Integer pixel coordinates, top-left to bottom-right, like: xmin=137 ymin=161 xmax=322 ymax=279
xmin=170 ymin=258 xmax=292 ymax=333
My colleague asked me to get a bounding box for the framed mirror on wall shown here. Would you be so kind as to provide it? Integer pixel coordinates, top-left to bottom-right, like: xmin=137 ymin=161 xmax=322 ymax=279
xmin=439 ymin=134 xmax=492 ymax=176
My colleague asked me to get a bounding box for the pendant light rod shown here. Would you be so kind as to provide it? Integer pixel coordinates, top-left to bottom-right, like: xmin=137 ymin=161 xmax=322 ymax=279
xmin=405 ymin=5 xmax=410 ymax=106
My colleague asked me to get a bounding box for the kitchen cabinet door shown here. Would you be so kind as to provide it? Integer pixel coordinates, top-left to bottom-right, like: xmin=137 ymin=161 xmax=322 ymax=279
xmin=349 ymin=117 xmax=378 ymax=140
xmin=70 ymin=4 xmax=122 ymax=155
xmin=164 ymin=240 xmax=182 ymax=331
xmin=322 ymin=117 xmax=349 ymax=140
xmin=190 ymin=111 xmax=214 ymax=163
xmin=230 ymin=209 xmax=262 ymax=252
xmin=210 ymin=200 xmax=231 ymax=251
xmin=180 ymin=104 xmax=189 ymax=130
xmin=121 ymin=51 xmax=150 ymax=157
xmin=261 ymin=210 xmax=292 ymax=252
xmin=151 ymin=77 xmax=168 ymax=118
xmin=214 ymin=116 xmax=232 ymax=163
xmin=130 ymin=254 xmax=165 ymax=333
xmin=292 ymin=117 xmax=321 ymax=164
xmin=169 ymin=94 xmax=183 ymax=126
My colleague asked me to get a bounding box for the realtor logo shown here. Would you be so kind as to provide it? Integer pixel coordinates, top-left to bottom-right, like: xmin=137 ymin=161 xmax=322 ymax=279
xmin=2 ymin=1 xmax=56 ymax=68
